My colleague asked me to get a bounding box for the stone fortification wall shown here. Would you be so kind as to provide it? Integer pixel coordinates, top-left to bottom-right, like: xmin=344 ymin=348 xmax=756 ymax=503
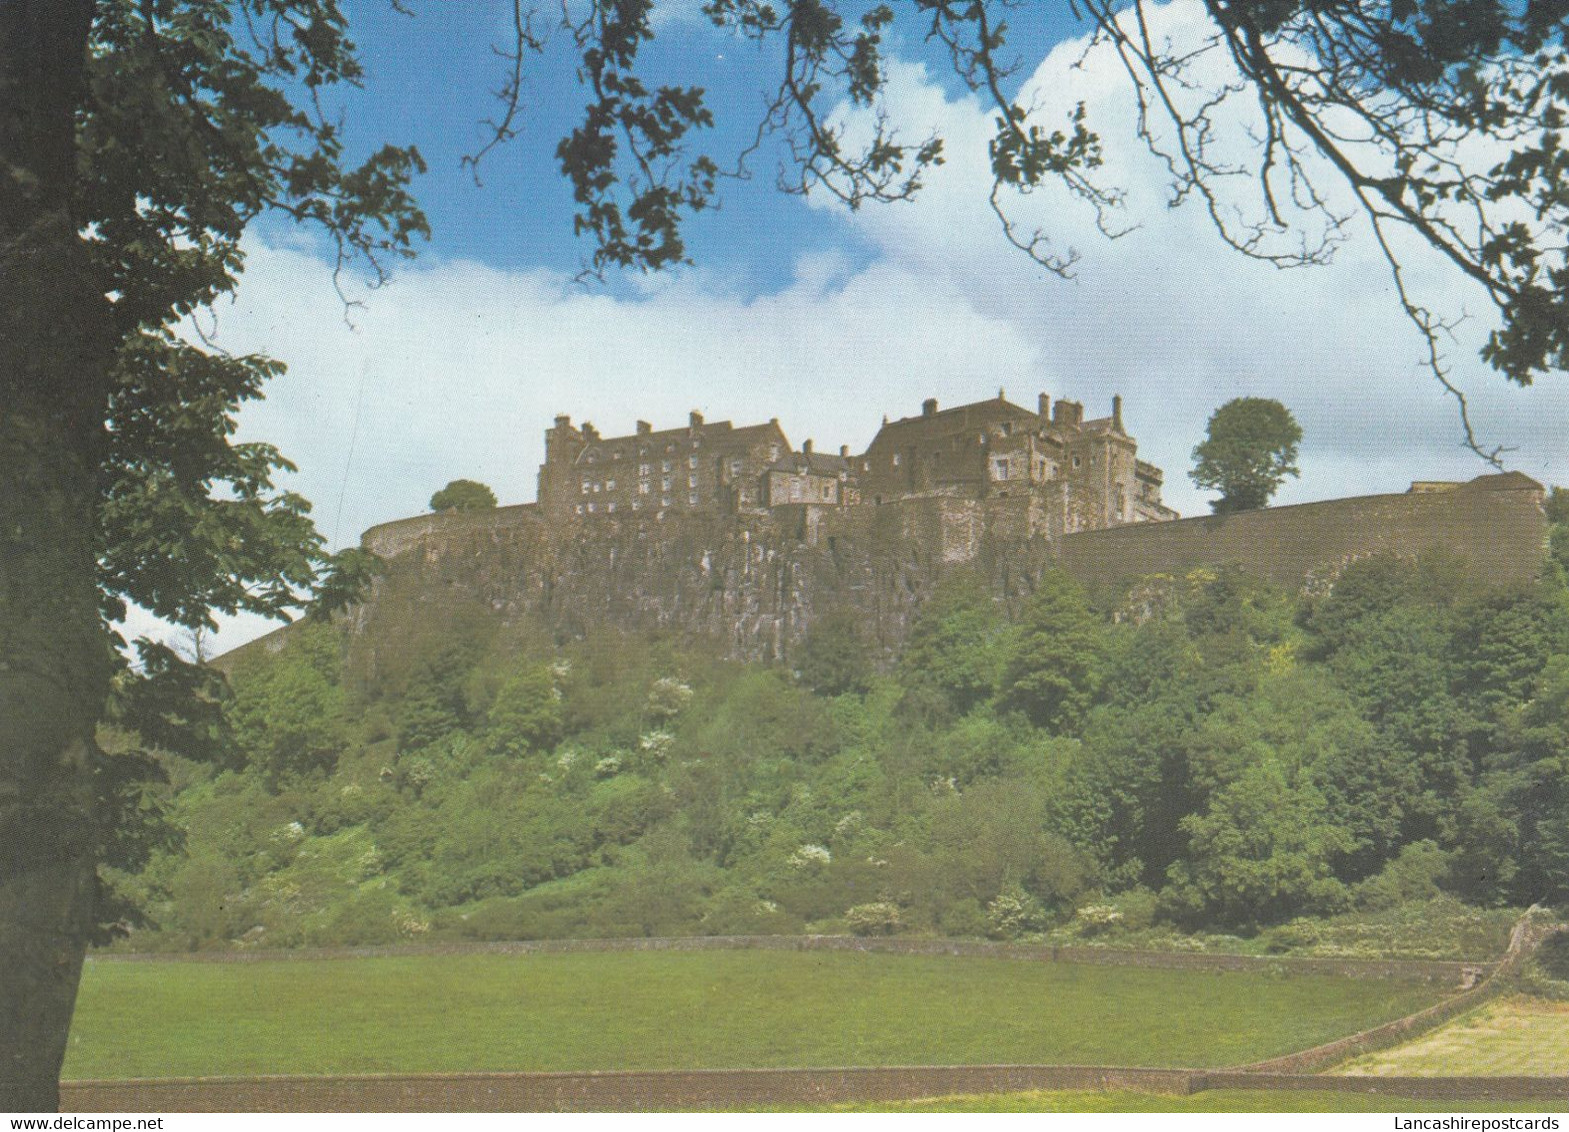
xmin=1057 ymin=476 xmax=1546 ymax=595
xmin=357 ymin=495 xmax=1055 ymax=666
xmin=352 ymin=476 xmax=1545 ymax=665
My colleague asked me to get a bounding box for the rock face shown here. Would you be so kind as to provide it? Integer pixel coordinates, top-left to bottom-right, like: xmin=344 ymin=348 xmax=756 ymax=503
xmin=352 ymin=473 xmax=1547 ymax=666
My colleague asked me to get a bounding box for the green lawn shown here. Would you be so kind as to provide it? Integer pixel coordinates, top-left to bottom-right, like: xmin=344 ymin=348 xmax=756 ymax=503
xmin=1339 ymin=996 xmax=1569 ymax=1077
xmin=64 ymin=951 xmax=1441 ymax=1080
xmin=824 ymin=1089 xmax=1563 ymax=1113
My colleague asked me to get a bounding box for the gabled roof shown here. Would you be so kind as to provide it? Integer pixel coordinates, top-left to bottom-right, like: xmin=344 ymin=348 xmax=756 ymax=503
xmin=572 ymin=417 xmax=789 ymax=465
xmin=869 ymin=396 xmax=1039 ymax=444
xmin=767 ymin=451 xmax=851 ymax=477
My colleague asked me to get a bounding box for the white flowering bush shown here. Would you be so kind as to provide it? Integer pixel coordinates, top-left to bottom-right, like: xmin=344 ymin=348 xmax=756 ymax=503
xmin=1075 ymin=903 xmax=1125 ymax=931
xmin=844 ymin=901 xmax=902 ymax=936
xmin=595 ymin=752 xmax=622 ymax=777
xmin=646 ymin=676 xmax=694 ymax=720
xmin=789 ymin=843 xmax=832 ymax=870
xmin=987 ymin=885 xmax=1047 ymax=939
xmin=638 ymin=729 xmax=675 ymax=761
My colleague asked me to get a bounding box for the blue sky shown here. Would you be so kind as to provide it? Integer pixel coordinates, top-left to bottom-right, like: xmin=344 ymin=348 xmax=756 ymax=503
xmin=155 ymin=0 xmax=1569 ymax=651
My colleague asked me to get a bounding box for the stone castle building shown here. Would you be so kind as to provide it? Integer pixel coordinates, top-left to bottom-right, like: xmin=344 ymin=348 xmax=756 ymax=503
xmin=537 ymin=391 xmax=1178 ymax=534
xmin=334 ymin=389 xmax=1546 ymax=670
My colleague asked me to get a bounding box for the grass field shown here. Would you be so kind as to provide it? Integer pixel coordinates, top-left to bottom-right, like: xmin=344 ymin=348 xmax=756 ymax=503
xmin=64 ymin=951 xmax=1441 ymax=1080
xmin=1339 ymin=996 xmax=1569 ymax=1077
xmin=825 ymin=1089 xmax=1563 ymax=1113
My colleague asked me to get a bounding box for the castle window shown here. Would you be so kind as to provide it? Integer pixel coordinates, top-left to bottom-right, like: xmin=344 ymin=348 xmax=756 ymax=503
xmin=791 ymin=480 xmax=803 ymax=502
xmin=688 ymin=474 xmax=697 ymax=488
xmin=592 ymin=482 xmax=600 ymax=493
xmin=575 ymin=504 xmax=583 ymax=515
xmin=662 ymin=476 xmax=672 ymax=490
xmin=825 ymin=482 xmax=836 ymax=502
xmin=639 ymin=482 xmax=650 ymax=495
xmin=892 ymin=453 xmax=901 ymax=466
xmin=992 ymin=457 xmax=1011 ymax=481
xmin=1072 ymin=456 xmax=1082 ymax=469
xmin=632 ymin=500 xmax=642 ymax=511
xmin=606 ymin=479 xmax=616 ymax=491
xmin=586 ymin=502 xmax=596 ymax=513
xmin=689 ymin=456 xmax=698 ymax=468
xmin=607 ymin=502 xmax=616 ymax=512
xmin=688 ymin=492 xmax=698 ymax=506
xmin=730 ymin=459 xmax=743 ymax=476
xmin=662 ymin=495 xmax=671 ymax=507
xmin=581 ymin=481 xmax=590 ymax=494
xmin=639 ymin=463 xmax=651 ymax=476
xmin=662 ymin=459 xmax=672 ymax=472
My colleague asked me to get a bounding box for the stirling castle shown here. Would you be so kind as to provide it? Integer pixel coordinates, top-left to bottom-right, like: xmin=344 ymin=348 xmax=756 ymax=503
xmin=356 ymin=391 xmax=1548 ymax=663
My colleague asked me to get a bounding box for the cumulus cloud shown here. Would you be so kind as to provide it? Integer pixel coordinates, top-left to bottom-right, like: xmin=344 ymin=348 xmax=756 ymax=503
xmin=155 ymin=0 xmax=1565 ymax=654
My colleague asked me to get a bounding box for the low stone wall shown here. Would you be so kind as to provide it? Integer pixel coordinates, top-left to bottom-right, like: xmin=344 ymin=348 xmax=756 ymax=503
xmin=1240 ymin=909 xmax=1561 ymax=1075
xmin=58 ymin=1065 xmax=1569 ymax=1112
xmin=1199 ymin=1072 xmax=1569 ymax=1103
xmin=92 ymin=933 xmax=1480 ymax=984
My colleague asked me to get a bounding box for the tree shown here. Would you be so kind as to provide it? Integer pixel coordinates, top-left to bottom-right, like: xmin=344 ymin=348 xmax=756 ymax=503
xmin=1190 ymin=398 xmax=1303 ymax=513
xmin=5 ymin=0 xmax=1568 ymax=1110
xmin=996 ymin=570 xmax=1105 ymax=733
xmin=429 ymin=479 xmax=498 ymax=513
xmin=897 ymin=573 xmax=1010 ymax=721
xmin=1 ymin=4 xmax=423 ymax=1109
xmin=795 ymin=611 xmax=872 ymax=697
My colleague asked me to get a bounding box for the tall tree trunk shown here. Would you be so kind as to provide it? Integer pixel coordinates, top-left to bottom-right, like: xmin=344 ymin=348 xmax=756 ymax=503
xmin=0 ymin=1 xmax=114 ymax=1112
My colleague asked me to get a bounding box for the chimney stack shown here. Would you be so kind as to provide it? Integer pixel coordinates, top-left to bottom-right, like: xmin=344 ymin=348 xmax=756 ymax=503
xmin=802 ymin=439 xmax=813 ymax=455
xmin=636 ymin=420 xmax=652 ymax=436
xmin=1052 ymin=400 xmax=1083 ymax=428
xmin=1038 ymin=393 xmax=1050 ymax=421
xmin=582 ymin=421 xmax=599 ymax=441
xmin=1112 ymin=395 xmax=1124 ymax=432
xmin=689 ymin=410 xmax=704 ymax=429
xmin=840 ymin=445 xmax=849 ymax=458
xmin=922 ymin=397 xmax=938 ymax=418
xmin=554 ymin=414 xmax=572 ymax=431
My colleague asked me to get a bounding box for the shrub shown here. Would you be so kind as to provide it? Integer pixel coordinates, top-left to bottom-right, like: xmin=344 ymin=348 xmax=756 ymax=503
xmin=987 ymin=885 xmax=1047 ymax=939
xmin=844 ymin=901 xmax=902 ymax=936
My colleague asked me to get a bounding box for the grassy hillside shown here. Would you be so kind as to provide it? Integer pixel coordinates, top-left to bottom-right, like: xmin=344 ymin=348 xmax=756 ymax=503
xmin=103 ymin=536 xmax=1569 ymax=954
xmin=63 ymin=951 xmax=1441 ymax=1079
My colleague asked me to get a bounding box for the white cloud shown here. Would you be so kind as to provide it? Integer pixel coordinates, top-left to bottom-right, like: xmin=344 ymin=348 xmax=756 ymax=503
xmin=162 ymin=0 xmax=1566 ymax=656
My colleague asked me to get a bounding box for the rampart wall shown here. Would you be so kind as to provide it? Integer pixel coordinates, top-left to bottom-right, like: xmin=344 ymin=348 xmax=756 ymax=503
xmin=1057 ymin=478 xmax=1547 ymax=595
xmin=348 ymin=476 xmax=1546 ymax=667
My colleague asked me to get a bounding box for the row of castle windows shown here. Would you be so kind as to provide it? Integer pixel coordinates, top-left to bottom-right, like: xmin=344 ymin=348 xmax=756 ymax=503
xmin=583 ymin=440 xmax=703 ymax=466
xmin=574 ymin=492 xmax=699 ymax=515
xmin=583 ymin=471 xmax=702 ymax=495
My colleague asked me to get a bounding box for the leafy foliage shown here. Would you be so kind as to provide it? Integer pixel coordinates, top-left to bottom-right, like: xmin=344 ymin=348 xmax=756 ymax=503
xmin=429 ymin=480 xmax=498 ymax=513
xmin=111 ymin=528 xmax=1569 ymax=950
xmin=1190 ymin=398 xmax=1303 ymax=513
